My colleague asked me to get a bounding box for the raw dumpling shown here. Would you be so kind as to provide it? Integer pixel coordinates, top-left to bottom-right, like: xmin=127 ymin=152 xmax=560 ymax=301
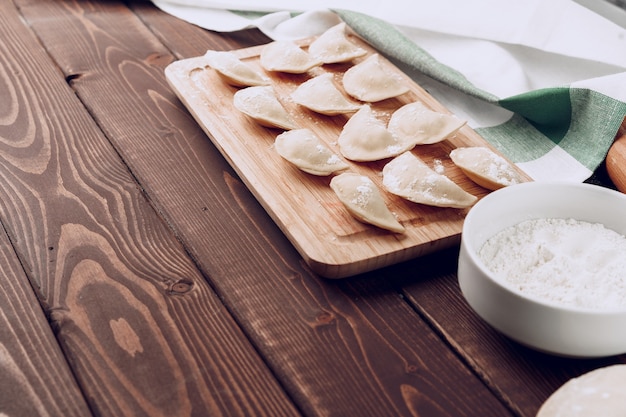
xmin=204 ymin=50 xmax=270 ymax=87
xmin=449 ymin=146 xmax=524 ymax=190
xmin=260 ymin=41 xmax=321 ymax=74
xmin=330 ymin=173 xmax=405 ymax=233
xmin=233 ymin=86 xmax=297 ymax=130
xmin=343 ymin=54 xmax=409 ymax=102
xmin=338 ymin=105 xmax=412 ymax=162
xmin=388 ymin=101 xmax=467 ymax=145
xmin=291 ymin=73 xmax=361 ymax=115
xmin=382 ymin=152 xmax=477 ymax=208
xmin=308 ymin=22 xmax=368 ymax=64
xmin=274 ymin=129 xmax=349 ymax=176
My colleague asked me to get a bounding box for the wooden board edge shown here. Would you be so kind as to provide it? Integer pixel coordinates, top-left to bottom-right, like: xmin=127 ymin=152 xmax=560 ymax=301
xmin=606 ymin=116 xmax=626 ymax=193
xmin=306 ymin=234 xmax=461 ymax=279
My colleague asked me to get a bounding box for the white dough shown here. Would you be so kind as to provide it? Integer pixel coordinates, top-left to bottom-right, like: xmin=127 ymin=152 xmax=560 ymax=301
xmin=337 ymin=105 xmax=412 ymax=162
xmin=260 ymin=41 xmax=321 ymax=74
xmin=388 ymin=101 xmax=466 ymax=145
xmin=382 ymin=152 xmax=477 ymax=208
xmin=274 ymin=129 xmax=349 ymax=176
xmin=233 ymin=86 xmax=297 ymax=130
xmin=343 ymin=54 xmax=410 ymax=102
xmin=308 ymin=22 xmax=367 ymax=64
xmin=291 ymin=73 xmax=361 ymax=115
xmin=204 ymin=50 xmax=270 ymax=87
xmin=330 ymin=173 xmax=405 ymax=233
xmin=537 ymin=365 xmax=626 ymax=417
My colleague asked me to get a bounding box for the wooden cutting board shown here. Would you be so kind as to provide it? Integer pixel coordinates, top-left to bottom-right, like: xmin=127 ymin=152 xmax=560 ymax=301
xmin=607 ymin=118 xmax=626 ymax=193
xmin=164 ymin=34 xmax=529 ymax=278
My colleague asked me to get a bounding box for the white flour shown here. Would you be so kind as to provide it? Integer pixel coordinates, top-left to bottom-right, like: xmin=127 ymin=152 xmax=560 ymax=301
xmin=479 ymin=218 xmax=626 ymax=310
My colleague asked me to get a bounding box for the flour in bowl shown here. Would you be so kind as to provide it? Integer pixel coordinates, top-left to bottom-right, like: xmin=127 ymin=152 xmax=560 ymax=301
xmin=478 ymin=218 xmax=626 ymax=310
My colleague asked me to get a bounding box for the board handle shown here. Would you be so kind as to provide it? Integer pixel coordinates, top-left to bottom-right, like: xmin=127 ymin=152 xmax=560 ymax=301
xmin=606 ymin=117 xmax=626 ymax=193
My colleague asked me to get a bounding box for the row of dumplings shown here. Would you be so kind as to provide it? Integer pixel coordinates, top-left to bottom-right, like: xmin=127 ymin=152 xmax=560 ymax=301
xmin=206 ymin=23 xmax=371 ymax=84
xmin=278 ymin=128 xmax=522 ymax=233
xmin=202 ymin=22 xmax=523 ymax=233
xmin=208 ymin=23 xmax=409 ymax=127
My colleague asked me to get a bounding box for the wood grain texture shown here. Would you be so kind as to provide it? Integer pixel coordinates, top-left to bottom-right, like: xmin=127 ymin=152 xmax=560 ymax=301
xmin=0 ymin=227 xmax=91 ymax=416
xmin=18 ymin=0 xmax=520 ymax=416
xmin=166 ymin=41 xmax=530 ymax=278
xmin=606 ymin=118 xmax=626 ymax=192
xmin=7 ymin=1 xmax=299 ymax=416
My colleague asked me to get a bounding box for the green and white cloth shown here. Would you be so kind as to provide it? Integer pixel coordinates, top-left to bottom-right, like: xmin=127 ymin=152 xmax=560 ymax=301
xmin=153 ymin=0 xmax=626 ymax=182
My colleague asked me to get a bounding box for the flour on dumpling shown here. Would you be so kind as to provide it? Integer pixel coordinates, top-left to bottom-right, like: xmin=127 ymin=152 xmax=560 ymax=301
xmin=450 ymin=147 xmax=523 ymax=190
xmin=343 ymin=54 xmax=409 ymax=102
xmin=291 ymin=73 xmax=361 ymax=115
xmin=233 ymin=86 xmax=297 ymax=130
xmin=274 ymin=129 xmax=349 ymax=176
xmin=382 ymin=152 xmax=477 ymax=208
xmin=308 ymin=22 xmax=367 ymax=64
xmin=204 ymin=50 xmax=270 ymax=87
xmin=388 ymin=102 xmax=466 ymax=145
xmin=330 ymin=173 xmax=405 ymax=233
xmin=337 ymin=105 xmax=412 ymax=162
xmin=260 ymin=41 xmax=321 ymax=74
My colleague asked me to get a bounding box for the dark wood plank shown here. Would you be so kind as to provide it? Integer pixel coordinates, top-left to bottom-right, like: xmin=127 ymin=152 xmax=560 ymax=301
xmin=0 ymin=230 xmax=91 ymax=416
xmin=18 ymin=0 xmax=519 ymax=415
xmin=0 ymin=7 xmax=92 ymax=417
xmin=3 ymin=1 xmax=299 ymax=416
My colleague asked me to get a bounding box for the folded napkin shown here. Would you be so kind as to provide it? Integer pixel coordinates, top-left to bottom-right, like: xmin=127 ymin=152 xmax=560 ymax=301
xmin=153 ymin=0 xmax=626 ymax=182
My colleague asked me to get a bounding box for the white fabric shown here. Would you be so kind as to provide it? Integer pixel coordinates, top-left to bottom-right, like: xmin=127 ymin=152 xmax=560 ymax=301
xmin=518 ymin=147 xmax=593 ymax=183
xmin=152 ymin=0 xmax=626 ymax=99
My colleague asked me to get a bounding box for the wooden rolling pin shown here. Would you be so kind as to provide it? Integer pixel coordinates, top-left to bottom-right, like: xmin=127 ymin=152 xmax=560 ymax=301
xmin=606 ymin=118 xmax=626 ymax=193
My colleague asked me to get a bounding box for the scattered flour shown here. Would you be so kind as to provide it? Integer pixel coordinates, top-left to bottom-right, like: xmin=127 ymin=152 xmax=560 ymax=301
xmin=479 ymin=218 xmax=626 ymax=310
xmin=432 ymin=158 xmax=445 ymax=174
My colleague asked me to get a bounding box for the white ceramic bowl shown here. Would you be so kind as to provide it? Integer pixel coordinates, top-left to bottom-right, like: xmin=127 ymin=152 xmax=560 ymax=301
xmin=458 ymin=181 xmax=626 ymax=357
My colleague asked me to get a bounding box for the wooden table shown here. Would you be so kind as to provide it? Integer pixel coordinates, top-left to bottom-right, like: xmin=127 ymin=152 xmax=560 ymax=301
xmin=1 ymin=1 xmax=624 ymax=416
